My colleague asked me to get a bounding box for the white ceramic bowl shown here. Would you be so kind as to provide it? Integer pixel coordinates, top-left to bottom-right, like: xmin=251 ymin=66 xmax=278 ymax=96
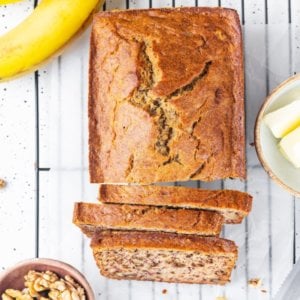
xmin=255 ymin=74 xmax=300 ymax=197
xmin=0 ymin=258 xmax=95 ymax=299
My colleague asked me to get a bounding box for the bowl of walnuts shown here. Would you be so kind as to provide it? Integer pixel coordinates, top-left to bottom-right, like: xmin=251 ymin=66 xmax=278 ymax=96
xmin=0 ymin=258 xmax=94 ymax=300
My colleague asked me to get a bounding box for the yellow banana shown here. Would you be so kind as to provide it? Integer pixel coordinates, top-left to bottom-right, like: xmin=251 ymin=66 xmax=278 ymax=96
xmin=0 ymin=0 xmax=103 ymax=81
xmin=0 ymin=0 xmax=23 ymax=4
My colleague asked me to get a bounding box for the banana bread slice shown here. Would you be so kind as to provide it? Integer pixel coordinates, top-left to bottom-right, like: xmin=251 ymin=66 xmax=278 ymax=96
xmin=73 ymin=202 xmax=224 ymax=237
xmin=91 ymin=231 xmax=238 ymax=284
xmin=99 ymin=185 xmax=252 ymax=224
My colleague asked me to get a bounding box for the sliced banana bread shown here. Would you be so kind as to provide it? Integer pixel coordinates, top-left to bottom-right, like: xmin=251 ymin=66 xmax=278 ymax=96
xmin=73 ymin=202 xmax=224 ymax=237
xmin=99 ymin=184 xmax=252 ymax=224
xmin=91 ymin=230 xmax=238 ymax=284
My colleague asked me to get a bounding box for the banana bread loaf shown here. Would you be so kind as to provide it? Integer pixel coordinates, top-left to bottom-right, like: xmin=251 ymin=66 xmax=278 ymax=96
xmin=99 ymin=184 xmax=252 ymax=224
xmin=73 ymin=202 xmax=224 ymax=237
xmin=91 ymin=230 xmax=238 ymax=284
xmin=89 ymin=7 xmax=245 ymax=184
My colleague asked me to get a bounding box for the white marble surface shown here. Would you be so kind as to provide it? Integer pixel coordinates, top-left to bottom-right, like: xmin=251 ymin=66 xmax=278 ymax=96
xmin=0 ymin=1 xmax=299 ymax=299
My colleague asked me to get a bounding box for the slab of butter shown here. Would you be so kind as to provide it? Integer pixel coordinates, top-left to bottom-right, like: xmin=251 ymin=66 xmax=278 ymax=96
xmin=279 ymin=126 xmax=300 ymax=168
xmin=264 ymin=100 xmax=300 ymax=138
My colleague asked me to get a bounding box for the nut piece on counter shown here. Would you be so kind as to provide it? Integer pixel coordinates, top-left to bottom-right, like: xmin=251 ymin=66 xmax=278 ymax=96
xmin=216 ymin=297 xmax=228 ymax=300
xmin=248 ymin=278 xmax=262 ymax=288
xmin=0 ymin=179 xmax=6 ymax=189
xmin=1 ymin=270 xmax=86 ymax=300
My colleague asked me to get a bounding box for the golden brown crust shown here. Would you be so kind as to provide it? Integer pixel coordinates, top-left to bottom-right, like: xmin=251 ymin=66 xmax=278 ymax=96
xmin=89 ymin=7 xmax=245 ymax=184
xmin=73 ymin=202 xmax=224 ymax=237
xmin=91 ymin=230 xmax=238 ymax=255
xmin=99 ymin=185 xmax=252 ymax=223
xmin=89 ymin=24 xmax=102 ymax=182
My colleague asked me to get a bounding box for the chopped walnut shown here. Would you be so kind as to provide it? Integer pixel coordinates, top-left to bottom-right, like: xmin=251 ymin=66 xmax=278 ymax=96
xmin=1 ymin=294 xmax=13 ymax=300
xmin=0 ymin=179 xmax=6 ymax=189
xmin=216 ymin=297 xmax=227 ymax=300
xmin=1 ymin=270 xmax=86 ymax=300
xmin=248 ymin=278 xmax=262 ymax=288
xmin=2 ymin=289 xmax=33 ymax=300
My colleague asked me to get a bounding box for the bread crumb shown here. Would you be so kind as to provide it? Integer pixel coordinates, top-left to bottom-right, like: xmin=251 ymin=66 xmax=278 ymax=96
xmin=216 ymin=297 xmax=227 ymax=300
xmin=248 ymin=278 xmax=262 ymax=288
xmin=162 ymin=289 xmax=167 ymax=294
xmin=0 ymin=179 xmax=6 ymax=189
xmin=261 ymin=289 xmax=267 ymax=293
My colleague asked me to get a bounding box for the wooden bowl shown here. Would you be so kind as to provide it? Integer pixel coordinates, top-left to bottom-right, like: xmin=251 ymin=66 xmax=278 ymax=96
xmin=0 ymin=258 xmax=95 ymax=299
xmin=255 ymin=74 xmax=300 ymax=197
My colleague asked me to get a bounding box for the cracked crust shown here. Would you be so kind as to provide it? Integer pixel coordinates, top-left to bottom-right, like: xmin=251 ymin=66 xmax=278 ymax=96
xmin=99 ymin=184 xmax=253 ymax=224
xmin=89 ymin=7 xmax=245 ymax=184
xmin=73 ymin=202 xmax=224 ymax=237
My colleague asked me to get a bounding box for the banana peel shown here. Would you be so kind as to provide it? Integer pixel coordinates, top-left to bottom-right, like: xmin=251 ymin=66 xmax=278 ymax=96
xmin=0 ymin=0 xmax=104 ymax=81
xmin=0 ymin=0 xmax=23 ymax=4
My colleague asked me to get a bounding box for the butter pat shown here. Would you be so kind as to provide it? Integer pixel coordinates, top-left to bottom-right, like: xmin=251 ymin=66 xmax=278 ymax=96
xmin=279 ymin=126 xmax=300 ymax=168
xmin=264 ymin=100 xmax=300 ymax=138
